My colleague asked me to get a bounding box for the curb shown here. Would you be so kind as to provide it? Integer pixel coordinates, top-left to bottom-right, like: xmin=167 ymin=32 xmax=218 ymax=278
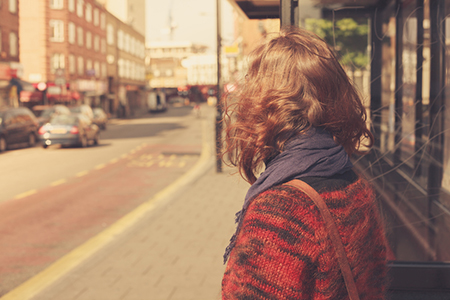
xmin=0 ymin=117 xmax=215 ymax=300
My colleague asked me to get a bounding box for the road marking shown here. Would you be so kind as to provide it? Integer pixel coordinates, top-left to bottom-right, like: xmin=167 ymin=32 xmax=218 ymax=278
xmin=76 ymin=171 xmax=89 ymax=177
xmin=14 ymin=190 xmax=37 ymax=199
xmin=179 ymin=161 xmax=186 ymax=168
xmin=109 ymin=158 xmax=119 ymax=164
xmin=120 ymin=154 xmax=128 ymax=159
xmin=0 ymin=110 xmax=214 ymax=300
xmin=95 ymin=164 xmax=106 ymax=170
xmin=50 ymin=179 xmax=66 ymax=187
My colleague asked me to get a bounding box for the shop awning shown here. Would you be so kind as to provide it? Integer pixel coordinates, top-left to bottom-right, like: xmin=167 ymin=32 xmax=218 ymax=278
xmin=9 ymin=77 xmax=36 ymax=92
xmin=228 ymin=0 xmax=381 ymax=19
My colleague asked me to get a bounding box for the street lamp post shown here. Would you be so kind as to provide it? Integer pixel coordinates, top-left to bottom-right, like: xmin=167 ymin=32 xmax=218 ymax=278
xmin=215 ymin=0 xmax=223 ymax=173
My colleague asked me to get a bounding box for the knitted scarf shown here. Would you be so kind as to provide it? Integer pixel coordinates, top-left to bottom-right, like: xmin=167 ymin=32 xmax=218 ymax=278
xmin=223 ymin=127 xmax=353 ymax=263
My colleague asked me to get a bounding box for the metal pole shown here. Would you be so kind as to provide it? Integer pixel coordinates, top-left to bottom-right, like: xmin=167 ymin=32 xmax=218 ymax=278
xmin=215 ymin=0 xmax=223 ymax=172
xmin=280 ymin=0 xmax=298 ymax=27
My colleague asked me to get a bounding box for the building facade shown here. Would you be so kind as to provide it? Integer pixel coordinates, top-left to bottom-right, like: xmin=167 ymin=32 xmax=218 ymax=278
xmin=96 ymin=0 xmax=145 ymax=36
xmin=105 ymin=10 xmax=146 ymax=117
xmin=146 ymin=41 xmax=209 ymax=89
xmin=0 ymin=0 xmax=21 ymax=107
xmin=19 ymin=0 xmax=109 ymax=108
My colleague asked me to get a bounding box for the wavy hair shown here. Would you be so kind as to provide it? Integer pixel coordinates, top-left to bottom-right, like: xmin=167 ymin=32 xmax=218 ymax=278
xmin=221 ymin=26 xmax=373 ymax=184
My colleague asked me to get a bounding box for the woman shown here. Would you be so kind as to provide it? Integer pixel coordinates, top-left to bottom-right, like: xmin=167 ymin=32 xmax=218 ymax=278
xmin=221 ymin=26 xmax=388 ymax=299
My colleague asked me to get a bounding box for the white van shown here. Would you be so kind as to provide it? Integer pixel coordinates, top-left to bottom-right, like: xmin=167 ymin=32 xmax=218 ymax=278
xmin=147 ymin=91 xmax=167 ymax=112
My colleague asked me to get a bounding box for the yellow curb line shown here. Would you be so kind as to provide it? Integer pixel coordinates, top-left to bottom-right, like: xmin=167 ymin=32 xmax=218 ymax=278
xmin=94 ymin=164 xmax=106 ymax=170
xmin=50 ymin=179 xmax=66 ymax=187
xmin=0 ymin=116 xmax=214 ymax=300
xmin=75 ymin=171 xmax=89 ymax=177
xmin=14 ymin=190 xmax=37 ymax=200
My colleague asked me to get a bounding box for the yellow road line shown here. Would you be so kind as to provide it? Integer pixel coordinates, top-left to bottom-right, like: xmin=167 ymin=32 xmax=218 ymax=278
xmin=50 ymin=179 xmax=66 ymax=187
xmin=109 ymin=158 xmax=119 ymax=164
xmin=14 ymin=190 xmax=37 ymax=199
xmin=76 ymin=171 xmax=89 ymax=177
xmin=120 ymin=154 xmax=128 ymax=159
xmin=94 ymin=164 xmax=106 ymax=170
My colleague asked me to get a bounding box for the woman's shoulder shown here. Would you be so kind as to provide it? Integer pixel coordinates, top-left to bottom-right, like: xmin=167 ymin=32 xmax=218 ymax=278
xmin=250 ymin=175 xmax=375 ymax=211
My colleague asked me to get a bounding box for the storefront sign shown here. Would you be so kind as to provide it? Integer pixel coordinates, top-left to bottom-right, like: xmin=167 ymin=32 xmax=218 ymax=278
xmin=0 ymin=63 xmax=11 ymax=80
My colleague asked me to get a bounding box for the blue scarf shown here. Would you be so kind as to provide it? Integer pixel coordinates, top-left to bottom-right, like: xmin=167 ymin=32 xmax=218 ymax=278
xmin=223 ymin=127 xmax=353 ymax=263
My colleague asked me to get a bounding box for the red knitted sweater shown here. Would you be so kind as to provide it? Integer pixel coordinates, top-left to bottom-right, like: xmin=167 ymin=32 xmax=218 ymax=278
xmin=222 ymin=177 xmax=388 ymax=300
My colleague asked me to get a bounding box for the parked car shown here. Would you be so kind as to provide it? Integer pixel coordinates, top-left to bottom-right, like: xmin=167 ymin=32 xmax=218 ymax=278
xmin=38 ymin=114 xmax=99 ymax=148
xmin=0 ymin=107 xmax=39 ymax=152
xmin=32 ymin=104 xmax=71 ymax=126
xmin=92 ymin=107 xmax=108 ymax=130
xmin=69 ymin=105 xmax=94 ymax=120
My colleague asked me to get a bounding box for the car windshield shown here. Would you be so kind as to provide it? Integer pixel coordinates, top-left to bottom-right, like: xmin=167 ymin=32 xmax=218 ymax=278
xmin=69 ymin=107 xmax=81 ymax=114
xmin=49 ymin=115 xmax=77 ymax=125
xmin=40 ymin=109 xmax=54 ymax=118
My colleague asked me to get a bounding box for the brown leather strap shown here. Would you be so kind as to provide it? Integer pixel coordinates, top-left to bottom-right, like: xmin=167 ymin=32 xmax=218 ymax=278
xmin=285 ymin=179 xmax=360 ymax=300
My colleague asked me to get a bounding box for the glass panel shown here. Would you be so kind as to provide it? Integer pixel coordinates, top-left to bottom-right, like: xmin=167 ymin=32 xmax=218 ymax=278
xmin=380 ymin=2 xmax=397 ymax=162
xmin=400 ymin=2 xmax=417 ymax=168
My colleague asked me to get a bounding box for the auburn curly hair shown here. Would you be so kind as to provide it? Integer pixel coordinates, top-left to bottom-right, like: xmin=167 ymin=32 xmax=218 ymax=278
xmin=221 ymin=26 xmax=373 ymax=184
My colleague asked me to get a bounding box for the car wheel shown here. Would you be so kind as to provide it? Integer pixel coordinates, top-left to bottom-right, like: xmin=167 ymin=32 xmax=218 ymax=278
xmin=42 ymin=144 xmax=48 ymax=149
xmin=93 ymin=133 xmax=99 ymax=145
xmin=0 ymin=137 xmax=7 ymax=152
xmin=80 ymin=135 xmax=88 ymax=148
xmin=28 ymin=133 xmax=36 ymax=147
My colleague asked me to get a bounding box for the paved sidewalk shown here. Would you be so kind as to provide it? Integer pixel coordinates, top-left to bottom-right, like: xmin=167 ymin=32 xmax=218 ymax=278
xmin=32 ymin=166 xmax=247 ymax=300
xmin=5 ymin=105 xmax=249 ymax=300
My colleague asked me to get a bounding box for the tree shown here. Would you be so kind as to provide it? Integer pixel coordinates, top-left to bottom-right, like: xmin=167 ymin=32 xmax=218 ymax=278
xmin=305 ymin=18 xmax=369 ymax=71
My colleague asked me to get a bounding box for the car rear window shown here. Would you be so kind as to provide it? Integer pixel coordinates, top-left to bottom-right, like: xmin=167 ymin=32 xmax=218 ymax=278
xmin=50 ymin=115 xmax=77 ymax=125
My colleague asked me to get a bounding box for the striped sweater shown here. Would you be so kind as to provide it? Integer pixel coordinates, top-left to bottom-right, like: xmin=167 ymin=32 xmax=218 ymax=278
xmin=222 ymin=177 xmax=388 ymax=300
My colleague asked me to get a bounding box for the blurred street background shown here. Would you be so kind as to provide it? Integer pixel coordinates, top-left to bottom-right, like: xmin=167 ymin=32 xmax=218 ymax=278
xmin=2 ymin=0 xmax=450 ymax=298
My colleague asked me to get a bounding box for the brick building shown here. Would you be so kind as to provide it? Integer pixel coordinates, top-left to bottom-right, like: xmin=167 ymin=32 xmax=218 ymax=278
xmin=0 ymin=0 xmax=21 ymax=107
xmin=19 ymin=0 xmax=109 ymax=109
xmin=105 ymin=10 xmax=146 ymax=117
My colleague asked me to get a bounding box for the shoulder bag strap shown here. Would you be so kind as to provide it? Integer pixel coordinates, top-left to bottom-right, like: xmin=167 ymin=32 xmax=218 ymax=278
xmin=285 ymin=179 xmax=360 ymax=300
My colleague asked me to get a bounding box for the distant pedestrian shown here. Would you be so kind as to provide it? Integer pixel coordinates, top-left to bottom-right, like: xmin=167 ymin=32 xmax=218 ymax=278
xmin=221 ymin=26 xmax=389 ymax=300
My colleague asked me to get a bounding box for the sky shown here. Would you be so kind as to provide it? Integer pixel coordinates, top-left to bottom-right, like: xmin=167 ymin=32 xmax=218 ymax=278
xmin=145 ymin=0 xmax=235 ymax=52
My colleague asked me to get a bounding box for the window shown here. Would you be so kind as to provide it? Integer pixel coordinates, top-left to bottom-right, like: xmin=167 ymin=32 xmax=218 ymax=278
xmin=50 ymin=0 xmax=63 ymax=9
xmin=101 ymin=62 xmax=107 ymax=78
xmin=69 ymin=54 xmax=75 ymax=74
xmin=118 ymin=59 xmax=124 ymax=78
xmin=9 ymin=32 xmax=17 ymax=57
xmin=94 ymin=35 xmax=99 ymax=52
xmin=77 ymin=56 xmax=84 ymax=75
xmin=86 ymin=59 xmax=92 ymax=75
xmin=68 ymin=22 xmax=76 ymax=44
xmin=93 ymin=8 xmax=99 ymax=26
xmin=68 ymin=0 xmax=74 ymax=12
xmin=124 ymin=33 xmax=130 ymax=53
xmin=101 ymin=38 xmax=106 ymax=53
xmin=94 ymin=61 xmax=100 ymax=78
xmin=100 ymin=12 xmax=106 ymax=30
xmin=86 ymin=31 xmax=92 ymax=49
xmin=130 ymin=37 xmax=135 ymax=56
xmin=77 ymin=0 xmax=84 ymax=18
xmin=50 ymin=53 xmax=65 ymax=74
xmin=50 ymin=20 xmax=64 ymax=42
xmin=77 ymin=27 xmax=83 ymax=46
xmin=85 ymin=3 xmax=92 ymax=22
xmin=117 ymin=30 xmax=124 ymax=50
xmin=107 ymin=24 xmax=114 ymax=45
xmin=9 ymin=0 xmax=17 ymax=13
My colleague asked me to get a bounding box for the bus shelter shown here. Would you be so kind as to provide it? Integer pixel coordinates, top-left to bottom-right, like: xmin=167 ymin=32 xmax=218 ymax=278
xmin=228 ymin=0 xmax=450 ymax=297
